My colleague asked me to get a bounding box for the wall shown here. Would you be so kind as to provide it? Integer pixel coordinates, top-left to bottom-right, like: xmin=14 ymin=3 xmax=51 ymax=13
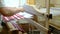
xmin=54 ymin=0 xmax=60 ymax=7
xmin=35 ymin=0 xmax=54 ymax=8
xmin=35 ymin=0 xmax=46 ymax=8
xmin=35 ymin=0 xmax=60 ymax=8
xmin=27 ymin=0 xmax=35 ymax=5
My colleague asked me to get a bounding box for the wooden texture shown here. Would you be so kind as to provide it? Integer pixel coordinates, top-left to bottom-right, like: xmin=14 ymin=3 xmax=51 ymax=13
xmin=27 ymin=0 xmax=35 ymax=5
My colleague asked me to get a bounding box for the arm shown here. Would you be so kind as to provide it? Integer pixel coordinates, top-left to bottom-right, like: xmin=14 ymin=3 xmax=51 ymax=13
xmin=0 ymin=7 xmax=24 ymax=16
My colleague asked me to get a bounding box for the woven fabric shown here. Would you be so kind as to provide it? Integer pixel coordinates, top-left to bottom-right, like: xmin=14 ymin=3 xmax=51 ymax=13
xmin=2 ymin=12 xmax=25 ymax=22
xmin=2 ymin=12 xmax=25 ymax=32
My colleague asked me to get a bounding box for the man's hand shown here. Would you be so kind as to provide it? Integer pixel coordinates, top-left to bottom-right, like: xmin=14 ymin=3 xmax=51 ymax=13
xmin=0 ymin=7 xmax=24 ymax=16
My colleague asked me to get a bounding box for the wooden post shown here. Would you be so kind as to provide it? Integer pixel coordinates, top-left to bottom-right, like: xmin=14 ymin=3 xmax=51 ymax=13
xmin=45 ymin=0 xmax=50 ymax=29
xmin=41 ymin=0 xmax=50 ymax=34
xmin=45 ymin=0 xmax=50 ymax=34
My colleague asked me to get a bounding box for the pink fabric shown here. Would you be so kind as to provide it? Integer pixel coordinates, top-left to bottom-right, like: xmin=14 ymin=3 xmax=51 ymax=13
xmin=11 ymin=22 xmax=25 ymax=32
xmin=2 ymin=13 xmax=25 ymax=32
xmin=2 ymin=13 xmax=25 ymax=22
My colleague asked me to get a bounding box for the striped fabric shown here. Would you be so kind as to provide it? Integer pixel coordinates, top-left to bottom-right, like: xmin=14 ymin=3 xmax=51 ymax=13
xmin=2 ymin=12 xmax=25 ymax=22
xmin=2 ymin=12 xmax=25 ymax=32
xmin=11 ymin=22 xmax=25 ymax=32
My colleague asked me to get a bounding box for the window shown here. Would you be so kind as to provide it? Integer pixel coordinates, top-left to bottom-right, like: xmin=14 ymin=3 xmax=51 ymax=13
xmin=3 ymin=0 xmax=26 ymax=8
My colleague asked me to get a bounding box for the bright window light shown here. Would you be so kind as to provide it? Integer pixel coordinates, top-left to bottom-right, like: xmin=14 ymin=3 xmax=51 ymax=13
xmin=3 ymin=0 xmax=26 ymax=8
xmin=20 ymin=0 xmax=27 ymax=6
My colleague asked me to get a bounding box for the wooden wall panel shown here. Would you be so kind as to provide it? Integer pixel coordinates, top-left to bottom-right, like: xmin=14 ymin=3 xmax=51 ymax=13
xmin=27 ymin=0 xmax=35 ymax=5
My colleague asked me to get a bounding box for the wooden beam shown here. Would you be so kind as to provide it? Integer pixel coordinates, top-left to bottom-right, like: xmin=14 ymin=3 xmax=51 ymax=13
xmin=24 ymin=18 xmax=48 ymax=32
xmin=45 ymin=0 xmax=50 ymax=29
xmin=24 ymin=5 xmax=44 ymax=16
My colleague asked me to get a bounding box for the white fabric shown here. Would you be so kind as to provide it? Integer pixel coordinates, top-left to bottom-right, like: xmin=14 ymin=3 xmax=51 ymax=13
xmin=19 ymin=12 xmax=33 ymax=18
xmin=3 ymin=0 xmax=19 ymax=7
xmin=0 ymin=0 xmax=27 ymax=8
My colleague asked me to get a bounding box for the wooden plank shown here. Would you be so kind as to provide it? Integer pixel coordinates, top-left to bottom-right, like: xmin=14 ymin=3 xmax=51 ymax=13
xmin=23 ymin=5 xmax=44 ymax=16
xmin=24 ymin=18 xmax=48 ymax=32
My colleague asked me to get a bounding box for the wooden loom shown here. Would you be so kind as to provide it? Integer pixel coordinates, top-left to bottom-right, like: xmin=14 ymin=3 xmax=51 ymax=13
xmin=23 ymin=0 xmax=51 ymax=34
xmin=1 ymin=0 xmax=60 ymax=34
xmin=24 ymin=0 xmax=60 ymax=34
